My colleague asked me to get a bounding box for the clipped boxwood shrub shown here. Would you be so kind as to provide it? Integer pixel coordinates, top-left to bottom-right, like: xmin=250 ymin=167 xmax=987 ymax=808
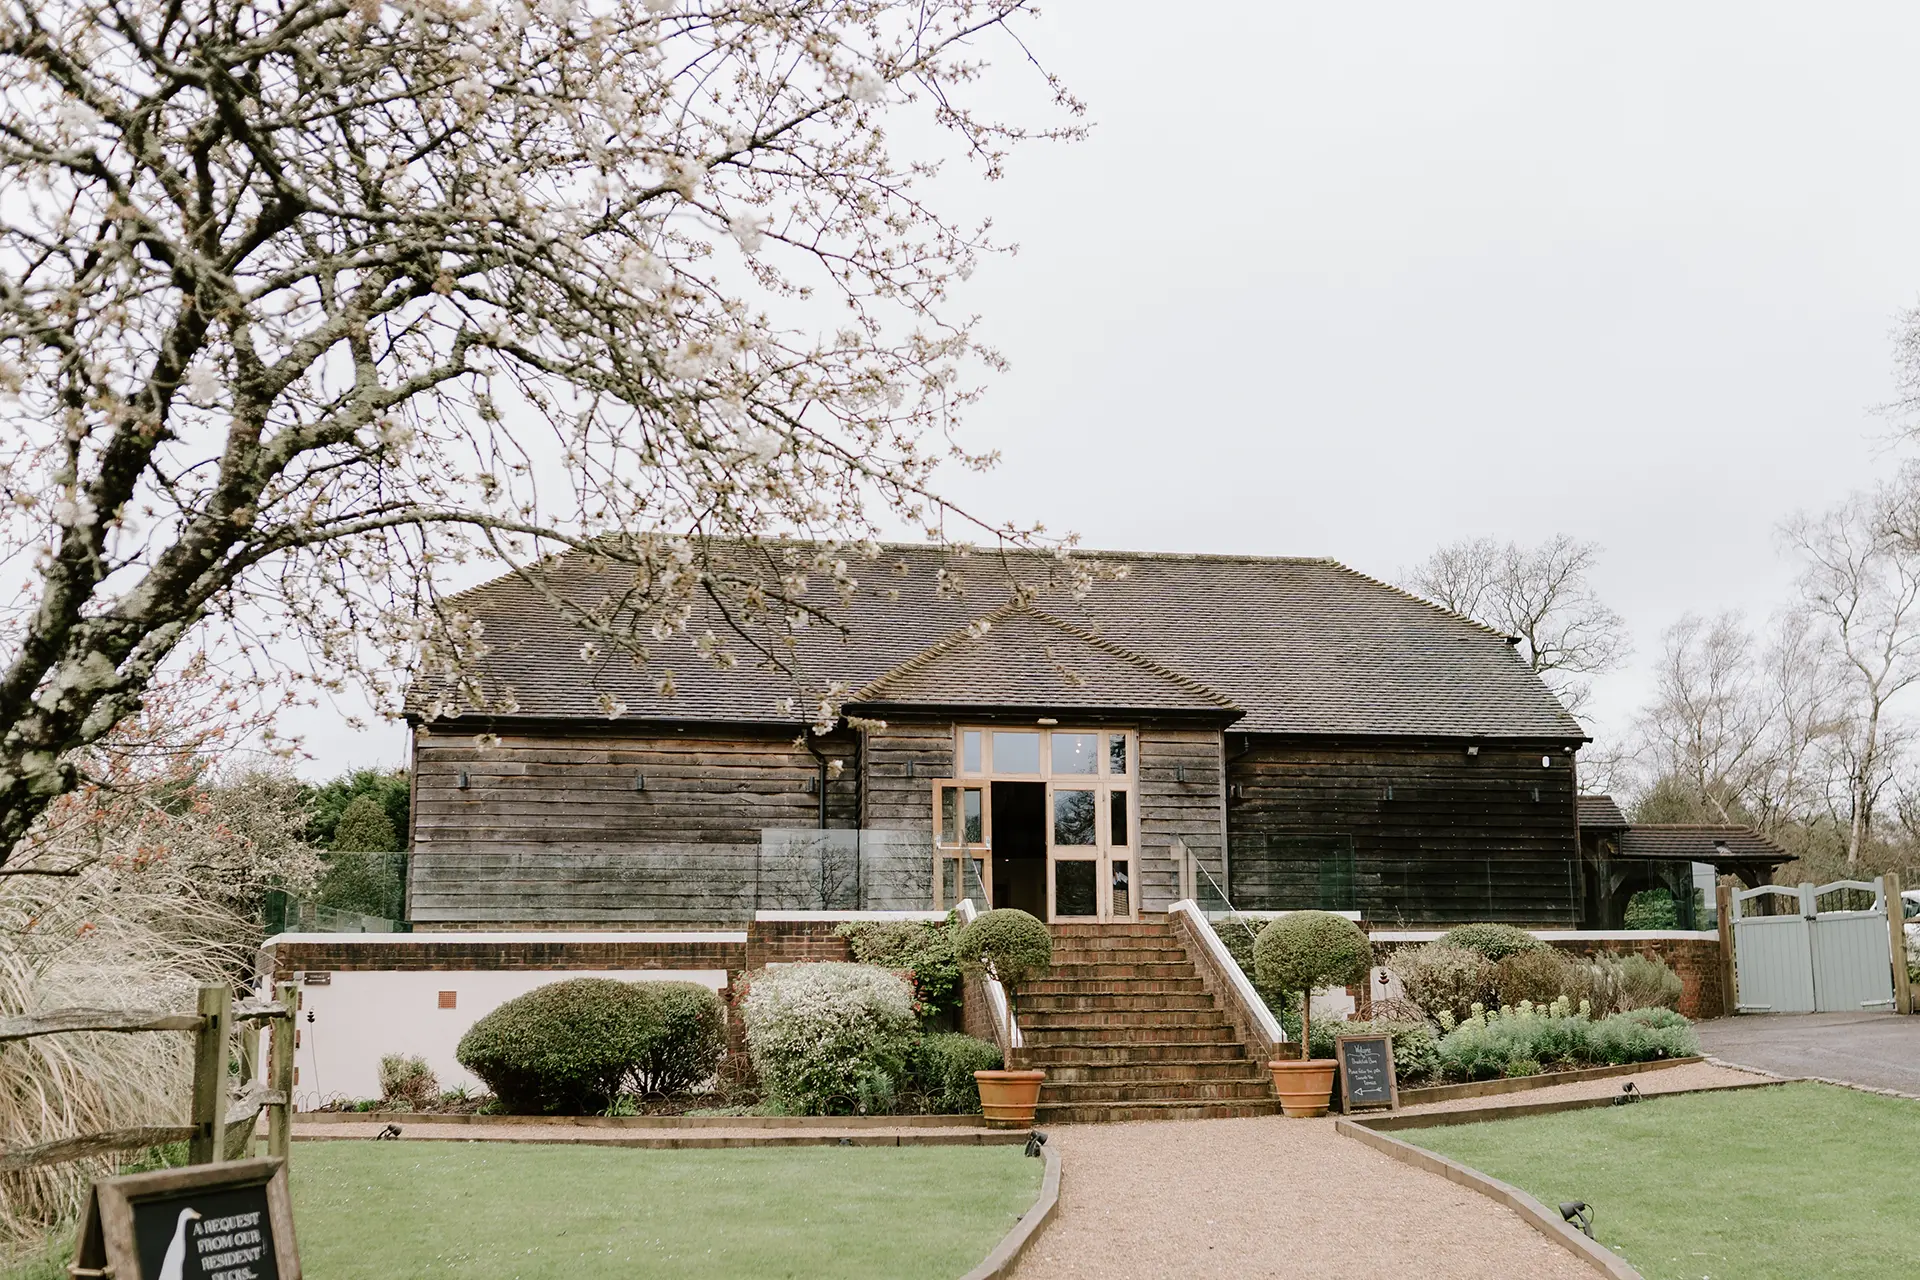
xmin=836 ymin=917 xmax=963 ymax=1022
xmin=1439 ymin=923 xmax=1549 ymax=962
xmin=631 ymin=981 xmax=729 ymax=1095
xmin=908 ymin=1032 xmax=1003 ymax=1113
xmin=953 ymin=908 xmax=1052 ymax=1006
xmin=456 ymin=978 xmax=725 ymax=1113
xmin=739 ymin=962 xmax=919 ymax=1115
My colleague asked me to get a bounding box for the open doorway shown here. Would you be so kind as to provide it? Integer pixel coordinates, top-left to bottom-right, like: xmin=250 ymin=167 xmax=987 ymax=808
xmin=990 ymin=781 xmax=1046 ymax=917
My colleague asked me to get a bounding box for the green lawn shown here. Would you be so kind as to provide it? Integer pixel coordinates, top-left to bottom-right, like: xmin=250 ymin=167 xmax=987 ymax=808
xmin=1408 ymin=1083 xmax=1920 ymax=1280
xmin=288 ymin=1141 xmax=1041 ymax=1280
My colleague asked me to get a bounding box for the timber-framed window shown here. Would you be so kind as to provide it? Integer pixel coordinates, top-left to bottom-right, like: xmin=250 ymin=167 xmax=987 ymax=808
xmin=933 ymin=726 xmax=1137 ymax=921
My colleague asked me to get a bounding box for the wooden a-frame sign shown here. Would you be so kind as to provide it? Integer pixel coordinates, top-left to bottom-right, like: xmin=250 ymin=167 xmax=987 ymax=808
xmin=71 ymin=1157 xmax=299 ymax=1280
xmin=1334 ymin=1032 xmax=1400 ymax=1113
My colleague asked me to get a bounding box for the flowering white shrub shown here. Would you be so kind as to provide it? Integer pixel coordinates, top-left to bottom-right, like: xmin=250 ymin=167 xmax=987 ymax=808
xmin=740 ymin=962 xmax=918 ymax=1115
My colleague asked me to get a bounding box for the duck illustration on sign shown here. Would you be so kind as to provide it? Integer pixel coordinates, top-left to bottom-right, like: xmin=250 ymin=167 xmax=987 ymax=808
xmin=158 ymin=1207 xmax=202 ymax=1280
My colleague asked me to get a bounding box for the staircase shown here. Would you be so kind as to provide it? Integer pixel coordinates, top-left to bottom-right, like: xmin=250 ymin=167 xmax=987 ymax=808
xmin=1020 ymin=920 xmax=1277 ymax=1124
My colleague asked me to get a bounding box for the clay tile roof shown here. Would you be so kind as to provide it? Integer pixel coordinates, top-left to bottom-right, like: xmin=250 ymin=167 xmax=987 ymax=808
xmin=1577 ymin=795 xmax=1629 ymax=830
xmin=418 ymin=542 xmax=1587 ymax=739
xmin=1615 ymin=825 xmax=1792 ymax=866
xmin=852 ymin=604 xmax=1239 ymax=715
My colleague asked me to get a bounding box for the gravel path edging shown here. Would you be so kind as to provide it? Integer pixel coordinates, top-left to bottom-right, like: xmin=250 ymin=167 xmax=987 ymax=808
xmin=293 ymin=1110 xmax=986 ymax=1129
xmin=1396 ymin=1056 xmax=1703 ymax=1106
xmin=292 ymin=1126 xmax=1023 ymax=1149
xmin=1334 ymin=1118 xmax=1642 ymax=1280
xmin=958 ymin=1139 xmax=1061 ymax=1280
xmin=1363 ymin=1077 xmax=1786 ymax=1131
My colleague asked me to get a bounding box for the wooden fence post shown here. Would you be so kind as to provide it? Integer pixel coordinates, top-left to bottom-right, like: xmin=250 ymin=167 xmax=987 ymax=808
xmin=1885 ymin=872 xmax=1913 ymax=1016
xmin=187 ymin=983 xmax=232 ymax=1165
xmin=1715 ymin=877 xmax=1738 ymax=1018
xmin=267 ymin=982 xmax=296 ymax=1159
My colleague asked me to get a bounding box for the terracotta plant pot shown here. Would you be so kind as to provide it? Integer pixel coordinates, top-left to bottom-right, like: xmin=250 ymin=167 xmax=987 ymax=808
xmin=1267 ymin=1058 xmax=1338 ymax=1118
xmin=975 ymin=1069 xmax=1047 ymax=1128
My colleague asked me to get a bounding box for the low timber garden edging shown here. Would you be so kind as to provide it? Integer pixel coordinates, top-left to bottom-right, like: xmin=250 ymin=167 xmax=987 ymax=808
xmin=958 ymin=1137 xmax=1061 ymax=1280
xmin=1392 ymin=1055 xmax=1705 ymax=1107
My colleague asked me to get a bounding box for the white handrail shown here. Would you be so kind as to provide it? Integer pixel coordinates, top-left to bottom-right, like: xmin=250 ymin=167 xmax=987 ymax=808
xmin=1170 ymin=898 xmax=1285 ymax=1045
xmin=955 ymin=899 xmax=1023 ymax=1051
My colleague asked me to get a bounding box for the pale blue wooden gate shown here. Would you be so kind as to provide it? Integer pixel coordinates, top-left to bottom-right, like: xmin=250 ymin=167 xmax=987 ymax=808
xmin=1732 ymin=879 xmax=1897 ymax=1014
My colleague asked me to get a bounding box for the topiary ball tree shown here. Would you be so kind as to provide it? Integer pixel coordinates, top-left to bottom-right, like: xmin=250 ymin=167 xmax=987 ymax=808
xmin=953 ymin=908 xmax=1052 ymax=1015
xmin=1253 ymin=911 xmax=1373 ymax=1061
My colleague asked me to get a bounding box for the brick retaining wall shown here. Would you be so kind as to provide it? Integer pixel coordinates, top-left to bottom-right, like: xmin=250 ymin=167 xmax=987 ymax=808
xmin=1541 ymin=937 xmax=1726 ymax=1020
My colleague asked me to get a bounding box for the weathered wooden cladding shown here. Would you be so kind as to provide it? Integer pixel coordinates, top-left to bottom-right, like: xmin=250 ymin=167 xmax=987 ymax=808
xmin=1137 ymin=727 xmax=1226 ymax=912
xmin=410 ymin=724 xmax=859 ymax=923
xmin=1225 ymin=737 xmax=1579 ymax=925
xmin=860 ymin=719 xmax=953 ymax=829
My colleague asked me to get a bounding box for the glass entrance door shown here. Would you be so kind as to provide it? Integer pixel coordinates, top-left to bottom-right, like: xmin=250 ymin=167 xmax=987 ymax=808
xmin=949 ymin=727 xmax=1136 ymax=922
xmin=931 ymin=782 xmax=990 ymax=909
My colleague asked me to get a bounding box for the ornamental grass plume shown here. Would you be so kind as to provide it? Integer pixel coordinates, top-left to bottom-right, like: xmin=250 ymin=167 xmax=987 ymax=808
xmin=0 ymin=870 xmax=250 ymax=1257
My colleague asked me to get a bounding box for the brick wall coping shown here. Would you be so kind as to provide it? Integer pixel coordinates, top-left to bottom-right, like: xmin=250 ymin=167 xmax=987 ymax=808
xmin=261 ymin=930 xmax=748 ymax=947
xmin=752 ymin=910 xmax=947 ymax=923
xmin=1369 ymin=930 xmax=1718 ymax=943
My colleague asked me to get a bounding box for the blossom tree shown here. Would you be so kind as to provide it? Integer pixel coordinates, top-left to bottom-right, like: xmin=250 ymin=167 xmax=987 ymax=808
xmin=0 ymin=0 xmax=1084 ymax=864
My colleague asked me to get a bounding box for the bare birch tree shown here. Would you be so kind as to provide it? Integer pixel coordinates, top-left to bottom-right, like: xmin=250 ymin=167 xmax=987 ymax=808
xmin=0 ymin=0 xmax=1085 ymax=865
xmin=1633 ymin=611 xmax=1846 ymax=835
xmin=1786 ymin=483 xmax=1920 ymax=865
xmin=1403 ymin=534 xmax=1627 ymax=714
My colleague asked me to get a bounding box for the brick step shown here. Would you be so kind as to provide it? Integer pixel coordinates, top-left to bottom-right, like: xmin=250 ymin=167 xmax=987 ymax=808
xmin=1021 ymin=994 xmax=1219 ymax=1015
xmin=1038 ymin=962 xmax=1197 ymax=982
xmin=1020 ymin=1012 xmax=1236 ymax=1034
xmin=1042 ymin=1060 xmax=1267 ymax=1085
xmin=1038 ymin=1078 xmax=1275 ymax=1105
xmin=1047 ymin=948 xmax=1192 ymax=967
xmin=1019 ymin=1040 xmax=1249 ymax=1066
xmin=1021 ymin=1028 xmax=1244 ymax=1051
xmin=1049 ymin=922 xmax=1174 ymax=937
xmin=1035 ymin=1099 xmax=1280 ymax=1124
xmin=1025 ymin=977 xmax=1205 ymax=997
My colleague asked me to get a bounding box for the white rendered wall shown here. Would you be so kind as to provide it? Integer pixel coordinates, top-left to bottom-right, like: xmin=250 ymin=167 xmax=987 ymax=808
xmin=271 ymin=968 xmax=727 ymax=1109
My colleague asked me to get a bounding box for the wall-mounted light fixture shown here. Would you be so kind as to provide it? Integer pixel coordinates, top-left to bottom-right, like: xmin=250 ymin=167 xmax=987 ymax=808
xmin=633 ymin=774 xmax=646 ymax=792
xmin=1466 ymin=745 xmax=1480 ymax=757
xmin=1541 ymin=756 xmax=1553 ymax=768
xmin=1385 ymin=784 xmax=1394 ymax=802
xmin=804 ymin=776 xmax=819 ymax=794
xmin=1531 ymin=787 xmax=1541 ymax=804
xmin=1037 ymin=717 xmax=1058 ymax=726
xmin=1175 ymin=763 xmax=1186 ymax=783
xmin=906 ymin=761 xmax=916 ymax=780
xmin=457 ymin=770 xmax=470 ymax=790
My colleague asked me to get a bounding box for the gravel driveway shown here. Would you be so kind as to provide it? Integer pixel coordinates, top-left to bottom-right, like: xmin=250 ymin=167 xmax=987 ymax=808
xmin=1008 ymin=1115 xmax=1592 ymax=1280
xmin=1695 ymin=1012 xmax=1920 ymax=1094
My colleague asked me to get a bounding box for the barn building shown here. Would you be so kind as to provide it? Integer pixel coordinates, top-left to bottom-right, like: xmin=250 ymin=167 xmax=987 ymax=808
xmin=403 ymin=544 xmax=1612 ymax=930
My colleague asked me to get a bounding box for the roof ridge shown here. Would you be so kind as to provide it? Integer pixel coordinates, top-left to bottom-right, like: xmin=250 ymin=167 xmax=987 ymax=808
xmin=852 ymin=602 xmax=1239 ymax=709
xmin=1317 ymin=560 xmax=1518 ymax=644
xmin=1020 ymin=607 xmax=1239 ymax=708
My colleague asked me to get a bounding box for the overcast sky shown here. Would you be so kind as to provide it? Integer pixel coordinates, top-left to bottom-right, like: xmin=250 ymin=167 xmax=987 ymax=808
xmin=289 ymin=0 xmax=1920 ymax=778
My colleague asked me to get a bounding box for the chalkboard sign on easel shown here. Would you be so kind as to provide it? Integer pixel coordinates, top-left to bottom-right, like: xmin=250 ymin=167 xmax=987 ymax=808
xmin=71 ymin=1156 xmax=300 ymax=1280
xmin=1334 ymin=1033 xmax=1399 ymax=1112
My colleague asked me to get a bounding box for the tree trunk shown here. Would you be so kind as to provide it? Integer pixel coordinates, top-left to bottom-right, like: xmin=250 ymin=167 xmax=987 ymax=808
xmin=1850 ymin=704 xmax=1882 ymax=867
xmin=1299 ymin=990 xmax=1311 ymax=1062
